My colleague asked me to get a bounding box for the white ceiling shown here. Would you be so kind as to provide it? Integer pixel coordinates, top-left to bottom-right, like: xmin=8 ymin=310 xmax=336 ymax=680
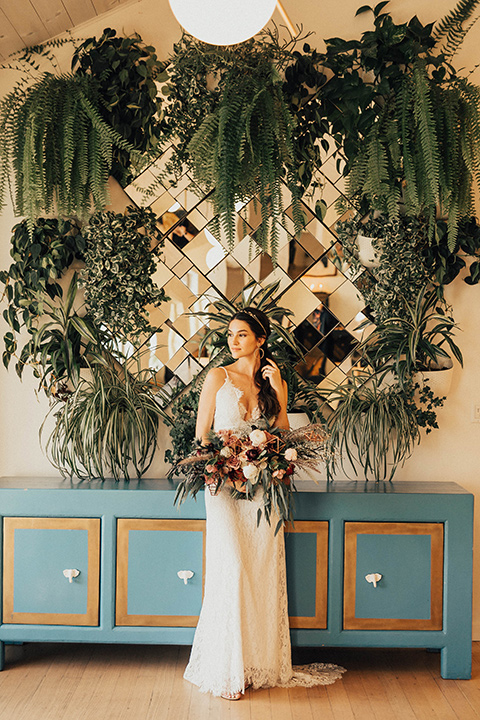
xmin=0 ymin=0 xmax=139 ymax=61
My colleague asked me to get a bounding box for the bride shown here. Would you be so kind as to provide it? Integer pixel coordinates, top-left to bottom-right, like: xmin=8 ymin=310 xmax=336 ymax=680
xmin=183 ymin=306 xmax=344 ymax=699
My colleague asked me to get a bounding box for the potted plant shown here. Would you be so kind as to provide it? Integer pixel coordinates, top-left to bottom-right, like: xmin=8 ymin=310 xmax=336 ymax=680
xmin=335 ymin=213 xmax=431 ymax=321
xmin=43 ymin=360 xmax=167 ymax=481
xmin=163 ymin=31 xmax=316 ymax=259
xmin=364 ymin=287 xmax=463 ymax=391
xmin=422 ymin=216 xmax=480 ymax=290
xmin=72 ymin=28 xmax=168 ymax=186
xmin=81 ymin=205 xmax=167 ymax=340
xmin=321 ymin=370 xmax=442 ymax=482
xmin=0 ymin=29 xmax=165 ymax=224
xmin=0 ymin=219 xmax=102 ymax=396
xmin=0 ymin=72 xmax=138 ymax=225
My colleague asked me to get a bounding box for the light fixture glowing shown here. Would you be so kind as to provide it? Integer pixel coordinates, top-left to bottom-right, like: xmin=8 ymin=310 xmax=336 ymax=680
xmin=168 ymin=0 xmax=278 ymax=45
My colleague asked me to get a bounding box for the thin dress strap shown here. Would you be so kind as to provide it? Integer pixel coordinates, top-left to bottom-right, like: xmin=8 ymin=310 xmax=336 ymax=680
xmin=222 ymin=367 xmax=229 ymax=380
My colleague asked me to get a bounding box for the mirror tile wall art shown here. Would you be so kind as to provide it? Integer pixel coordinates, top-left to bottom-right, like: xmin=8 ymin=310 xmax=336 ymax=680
xmin=122 ymin=139 xmax=369 ymax=398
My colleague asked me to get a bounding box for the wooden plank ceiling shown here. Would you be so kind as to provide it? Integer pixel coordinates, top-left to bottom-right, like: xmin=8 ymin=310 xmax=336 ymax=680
xmin=0 ymin=0 xmax=135 ymax=61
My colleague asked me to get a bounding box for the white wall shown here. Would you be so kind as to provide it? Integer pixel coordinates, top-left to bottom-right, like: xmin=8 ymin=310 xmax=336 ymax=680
xmin=1 ymin=0 xmax=480 ymax=633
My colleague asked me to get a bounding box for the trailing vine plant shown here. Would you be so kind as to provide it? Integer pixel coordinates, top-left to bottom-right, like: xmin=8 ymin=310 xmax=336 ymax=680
xmin=72 ymin=28 xmax=168 ymax=186
xmin=81 ymin=206 xmax=168 ymax=340
xmin=0 ymin=219 xmax=97 ymax=394
xmin=335 ymin=214 xmax=431 ymax=321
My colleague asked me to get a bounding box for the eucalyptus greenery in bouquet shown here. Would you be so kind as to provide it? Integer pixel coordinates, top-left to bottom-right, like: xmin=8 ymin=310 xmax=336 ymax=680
xmin=173 ymin=423 xmax=330 ymax=534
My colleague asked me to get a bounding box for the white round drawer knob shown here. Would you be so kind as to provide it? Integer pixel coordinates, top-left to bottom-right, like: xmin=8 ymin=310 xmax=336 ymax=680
xmin=63 ymin=569 xmax=80 ymax=583
xmin=177 ymin=570 xmax=194 ymax=585
xmin=365 ymin=573 xmax=382 ymax=588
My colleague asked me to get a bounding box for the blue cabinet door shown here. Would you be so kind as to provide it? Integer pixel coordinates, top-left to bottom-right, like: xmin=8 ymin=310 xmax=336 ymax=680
xmin=3 ymin=517 xmax=100 ymax=626
xmin=344 ymin=522 xmax=444 ymax=630
xmin=116 ymin=519 xmax=205 ymax=627
xmin=285 ymin=521 xmax=328 ymax=629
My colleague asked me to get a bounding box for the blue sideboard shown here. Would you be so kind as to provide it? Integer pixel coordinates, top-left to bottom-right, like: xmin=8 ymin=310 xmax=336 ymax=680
xmin=0 ymin=478 xmax=473 ymax=679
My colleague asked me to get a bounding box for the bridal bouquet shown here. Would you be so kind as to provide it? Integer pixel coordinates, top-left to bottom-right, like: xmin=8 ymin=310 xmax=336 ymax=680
xmin=172 ymin=424 xmax=330 ymax=534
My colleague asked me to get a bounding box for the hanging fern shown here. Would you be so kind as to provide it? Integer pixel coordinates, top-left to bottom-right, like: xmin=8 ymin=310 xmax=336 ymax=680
xmin=163 ymin=30 xmax=313 ymax=262
xmin=328 ymin=1 xmax=480 ymax=247
xmin=0 ymin=72 xmax=140 ymax=226
xmin=187 ymin=62 xmax=303 ymax=258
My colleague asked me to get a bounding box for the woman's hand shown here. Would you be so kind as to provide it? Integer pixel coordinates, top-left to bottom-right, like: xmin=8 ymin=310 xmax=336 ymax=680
xmin=261 ymin=359 xmax=284 ymax=396
xmin=262 ymin=359 xmax=290 ymax=430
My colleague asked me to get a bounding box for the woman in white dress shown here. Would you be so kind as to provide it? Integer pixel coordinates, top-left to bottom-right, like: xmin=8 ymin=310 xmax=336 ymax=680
xmin=183 ymin=307 xmax=344 ymax=700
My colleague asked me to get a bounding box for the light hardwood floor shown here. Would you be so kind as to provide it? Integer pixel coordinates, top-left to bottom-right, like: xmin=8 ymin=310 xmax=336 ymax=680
xmin=1 ymin=642 xmax=480 ymax=720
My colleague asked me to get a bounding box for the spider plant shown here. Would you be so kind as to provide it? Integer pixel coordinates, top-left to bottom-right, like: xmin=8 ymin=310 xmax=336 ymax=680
xmin=365 ymin=287 xmax=463 ymax=387
xmin=322 ymin=372 xmax=421 ymax=482
xmin=43 ymin=361 xmax=167 ymax=481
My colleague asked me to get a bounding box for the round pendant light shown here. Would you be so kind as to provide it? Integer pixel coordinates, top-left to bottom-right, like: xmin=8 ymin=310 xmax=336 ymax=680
xmin=168 ymin=0 xmax=278 ymax=45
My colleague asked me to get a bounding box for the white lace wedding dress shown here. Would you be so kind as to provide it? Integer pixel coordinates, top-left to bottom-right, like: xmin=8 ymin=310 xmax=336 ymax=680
xmin=183 ymin=368 xmax=345 ymax=697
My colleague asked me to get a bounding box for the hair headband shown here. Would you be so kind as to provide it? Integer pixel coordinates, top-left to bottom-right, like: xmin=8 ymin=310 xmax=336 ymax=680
xmin=240 ymin=309 xmax=269 ymax=337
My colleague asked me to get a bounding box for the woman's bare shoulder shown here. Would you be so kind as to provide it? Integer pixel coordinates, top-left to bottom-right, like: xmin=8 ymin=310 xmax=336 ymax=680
xmin=202 ymin=366 xmax=227 ymax=389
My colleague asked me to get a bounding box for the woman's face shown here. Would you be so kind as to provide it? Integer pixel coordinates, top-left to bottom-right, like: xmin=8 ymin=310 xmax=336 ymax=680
xmin=228 ymin=320 xmax=263 ymax=359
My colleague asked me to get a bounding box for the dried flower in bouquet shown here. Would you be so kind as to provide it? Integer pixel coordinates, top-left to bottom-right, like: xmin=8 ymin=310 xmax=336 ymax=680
xmin=172 ymin=423 xmax=330 ymax=535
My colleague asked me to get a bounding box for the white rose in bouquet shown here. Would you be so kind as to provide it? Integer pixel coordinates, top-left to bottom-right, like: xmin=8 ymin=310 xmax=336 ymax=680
xmin=249 ymin=429 xmax=267 ymax=446
xmin=243 ymin=463 xmax=259 ymax=481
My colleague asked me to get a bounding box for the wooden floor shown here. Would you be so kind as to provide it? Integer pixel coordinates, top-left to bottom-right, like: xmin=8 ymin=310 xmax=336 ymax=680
xmin=1 ymin=642 xmax=480 ymax=720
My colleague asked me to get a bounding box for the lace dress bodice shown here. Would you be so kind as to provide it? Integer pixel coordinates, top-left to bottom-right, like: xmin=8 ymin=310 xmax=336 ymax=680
xmin=213 ymin=368 xmax=261 ymax=434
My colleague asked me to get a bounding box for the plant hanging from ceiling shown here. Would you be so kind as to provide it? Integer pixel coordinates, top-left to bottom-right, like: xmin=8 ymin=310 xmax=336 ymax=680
xmin=318 ymin=0 xmax=480 ymax=246
xmin=164 ymin=31 xmax=308 ymax=259
xmin=0 ymin=27 xmax=168 ymax=224
xmin=72 ymin=28 xmax=168 ymax=186
xmin=0 ymin=72 xmax=140 ymax=225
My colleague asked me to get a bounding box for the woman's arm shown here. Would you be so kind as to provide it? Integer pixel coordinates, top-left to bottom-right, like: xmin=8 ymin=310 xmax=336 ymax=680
xmin=195 ymin=367 xmax=225 ymax=443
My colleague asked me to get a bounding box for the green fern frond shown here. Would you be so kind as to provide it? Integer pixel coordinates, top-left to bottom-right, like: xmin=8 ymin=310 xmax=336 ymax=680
xmin=186 ymin=62 xmax=300 ymax=261
xmin=363 ymin=123 xmax=391 ymax=209
xmin=433 ymin=0 xmax=480 ymax=57
xmin=412 ymin=61 xmax=440 ymax=211
xmin=397 ymin=76 xmax=419 ymax=213
xmin=0 ymin=72 xmax=141 ymax=225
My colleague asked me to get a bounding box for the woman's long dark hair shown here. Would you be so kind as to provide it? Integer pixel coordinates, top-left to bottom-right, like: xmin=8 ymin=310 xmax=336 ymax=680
xmin=230 ymin=307 xmax=281 ymax=420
